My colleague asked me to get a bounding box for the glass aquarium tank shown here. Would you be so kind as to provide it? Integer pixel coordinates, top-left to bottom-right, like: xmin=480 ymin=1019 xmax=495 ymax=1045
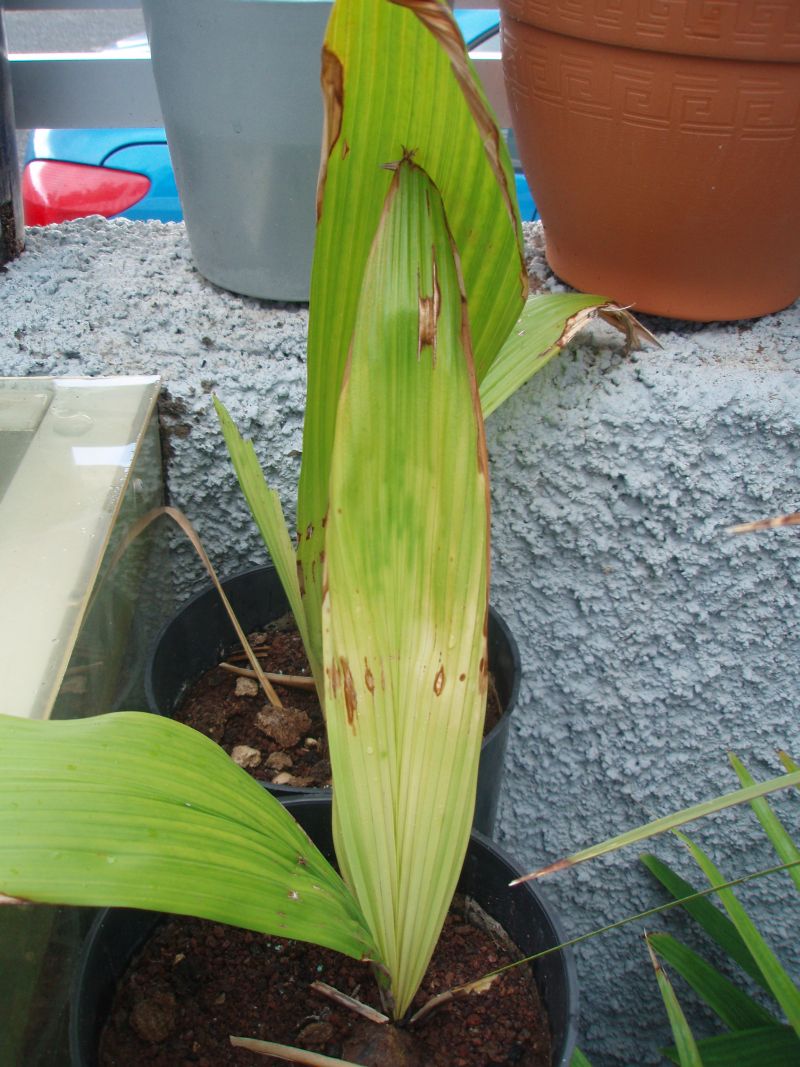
xmin=0 ymin=375 xmax=165 ymax=1065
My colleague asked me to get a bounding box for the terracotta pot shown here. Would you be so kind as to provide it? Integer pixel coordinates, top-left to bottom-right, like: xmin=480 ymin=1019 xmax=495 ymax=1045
xmin=500 ymin=0 xmax=800 ymax=321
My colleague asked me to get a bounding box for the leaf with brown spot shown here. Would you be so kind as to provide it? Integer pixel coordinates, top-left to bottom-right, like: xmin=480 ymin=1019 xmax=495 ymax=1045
xmin=391 ymin=0 xmax=521 ymax=242
xmin=321 ymin=160 xmax=489 ymax=1017
xmin=298 ymin=0 xmax=525 ymax=682
xmin=417 ymin=256 xmax=441 ymax=361
xmin=433 ymin=666 xmax=445 ymax=696
xmin=479 ymin=294 xmax=657 ymax=419
xmin=316 ymin=45 xmax=345 ymax=223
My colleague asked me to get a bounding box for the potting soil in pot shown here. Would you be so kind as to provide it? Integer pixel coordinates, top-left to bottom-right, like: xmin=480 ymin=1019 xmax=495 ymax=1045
xmin=172 ymin=614 xmax=503 ymax=789
xmin=99 ymin=898 xmax=551 ymax=1067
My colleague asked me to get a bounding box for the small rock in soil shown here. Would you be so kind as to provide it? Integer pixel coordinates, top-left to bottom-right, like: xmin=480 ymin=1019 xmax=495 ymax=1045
xmin=296 ymin=1021 xmax=335 ymax=1048
xmin=265 ymin=751 xmax=293 ymax=771
xmin=234 ymin=677 xmax=260 ymax=697
xmin=307 ymin=759 xmax=332 ymax=785
xmin=272 ymin=772 xmax=314 ymax=787
xmin=230 ymin=745 xmax=262 ymax=769
xmin=342 ymin=1019 xmax=424 ymax=1067
xmin=256 ymin=704 xmax=312 ymax=748
xmin=129 ymin=991 xmax=176 ymax=1043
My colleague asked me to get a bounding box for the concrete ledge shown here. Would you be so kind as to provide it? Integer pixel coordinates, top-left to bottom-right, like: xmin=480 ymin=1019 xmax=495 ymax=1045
xmin=2 ymin=217 xmax=799 ymax=1064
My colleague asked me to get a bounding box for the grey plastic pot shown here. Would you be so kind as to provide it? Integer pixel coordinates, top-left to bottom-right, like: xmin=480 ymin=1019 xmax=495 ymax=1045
xmin=140 ymin=0 xmax=332 ymax=301
xmin=145 ymin=564 xmax=520 ymax=836
xmin=69 ymin=796 xmax=579 ymax=1067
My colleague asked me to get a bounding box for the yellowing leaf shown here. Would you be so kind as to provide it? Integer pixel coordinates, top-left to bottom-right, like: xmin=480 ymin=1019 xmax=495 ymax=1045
xmin=298 ymin=0 xmax=524 ymax=676
xmin=322 ymin=160 xmax=489 ymax=1016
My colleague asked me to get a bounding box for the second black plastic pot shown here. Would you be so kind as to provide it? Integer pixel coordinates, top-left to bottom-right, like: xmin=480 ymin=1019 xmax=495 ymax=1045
xmin=145 ymin=565 xmax=520 ymax=835
xmin=70 ymin=796 xmax=578 ymax=1067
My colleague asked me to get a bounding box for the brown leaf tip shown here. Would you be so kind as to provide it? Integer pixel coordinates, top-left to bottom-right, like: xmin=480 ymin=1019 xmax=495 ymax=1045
xmin=0 ymin=893 xmax=29 ymax=906
xmin=509 ymin=856 xmax=574 ymax=886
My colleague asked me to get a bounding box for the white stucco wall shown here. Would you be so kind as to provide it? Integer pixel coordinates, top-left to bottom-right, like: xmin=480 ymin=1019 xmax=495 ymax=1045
xmin=1 ymin=217 xmax=798 ymax=1065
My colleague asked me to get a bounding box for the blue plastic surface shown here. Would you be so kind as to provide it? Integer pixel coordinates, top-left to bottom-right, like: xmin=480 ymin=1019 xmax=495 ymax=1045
xmin=24 ymin=9 xmax=537 ymax=224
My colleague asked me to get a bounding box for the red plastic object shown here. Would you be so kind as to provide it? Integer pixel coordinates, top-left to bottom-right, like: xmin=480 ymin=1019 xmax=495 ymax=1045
xmin=22 ymin=160 xmax=150 ymax=226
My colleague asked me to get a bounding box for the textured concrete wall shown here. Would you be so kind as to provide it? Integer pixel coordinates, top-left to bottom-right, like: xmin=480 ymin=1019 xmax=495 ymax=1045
xmin=2 ymin=218 xmax=799 ymax=1064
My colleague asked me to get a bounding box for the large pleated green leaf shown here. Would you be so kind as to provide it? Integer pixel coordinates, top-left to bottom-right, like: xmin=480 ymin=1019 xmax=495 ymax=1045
xmin=0 ymin=713 xmax=375 ymax=962
xmin=297 ymin=0 xmax=524 ymax=675
xmin=479 ymin=294 xmax=655 ymax=418
xmin=322 ymin=159 xmax=489 ymax=1017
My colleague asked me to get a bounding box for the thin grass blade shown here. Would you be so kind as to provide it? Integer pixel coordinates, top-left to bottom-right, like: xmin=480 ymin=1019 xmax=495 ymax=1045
xmin=646 ymin=932 xmax=777 ymax=1030
xmin=230 ymin=1037 xmax=362 ymax=1065
xmin=0 ymin=713 xmax=374 ymax=961
xmin=677 ymin=832 xmax=800 ymax=1037
xmin=322 ymin=160 xmax=489 ymax=1017
xmin=728 ymin=752 xmax=800 ymax=893
xmin=778 ymin=751 xmax=799 ymax=775
xmin=663 ymin=1026 xmax=800 ymax=1067
xmin=214 ymin=398 xmax=319 ymax=690
xmin=514 ymin=771 xmax=800 ymax=883
xmin=569 ymin=1050 xmax=594 ymax=1067
xmin=641 ymin=854 xmax=767 ymax=991
xmin=647 ymin=936 xmax=705 ymax=1067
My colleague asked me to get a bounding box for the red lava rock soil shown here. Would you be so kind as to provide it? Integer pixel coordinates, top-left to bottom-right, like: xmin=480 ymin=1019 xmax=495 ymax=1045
xmin=99 ymin=898 xmax=551 ymax=1067
xmin=172 ymin=614 xmax=503 ymax=789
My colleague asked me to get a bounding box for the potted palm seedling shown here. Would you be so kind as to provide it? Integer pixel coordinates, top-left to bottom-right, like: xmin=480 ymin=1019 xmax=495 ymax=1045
xmin=0 ymin=1 xmax=643 ymax=1062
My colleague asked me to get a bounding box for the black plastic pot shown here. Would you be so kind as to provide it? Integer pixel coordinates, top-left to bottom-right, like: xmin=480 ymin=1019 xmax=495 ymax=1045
xmin=0 ymin=14 xmax=24 ymax=266
xmin=145 ymin=565 xmax=520 ymax=835
xmin=70 ymin=796 xmax=578 ymax=1067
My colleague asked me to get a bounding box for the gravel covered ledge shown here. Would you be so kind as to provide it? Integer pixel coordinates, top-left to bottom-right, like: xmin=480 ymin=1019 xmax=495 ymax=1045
xmin=2 ymin=217 xmax=800 ymax=1065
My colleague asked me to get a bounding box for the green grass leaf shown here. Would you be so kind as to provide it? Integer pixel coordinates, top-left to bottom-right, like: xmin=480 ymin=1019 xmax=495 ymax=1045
xmin=0 ymin=713 xmax=375 ymax=961
xmin=729 ymin=752 xmax=800 ymax=894
xmin=641 ymin=854 xmax=767 ymax=991
xmin=677 ymin=832 xmax=800 ymax=1037
xmin=647 ymin=936 xmax=705 ymax=1067
xmin=518 ymin=771 xmax=800 ymax=883
xmin=214 ymin=397 xmax=319 ymax=689
xmin=569 ymin=1049 xmax=594 ymax=1067
xmin=322 ymin=160 xmax=489 ymax=1017
xmin=663 ymin=1026 xmax=800 ymax=1066
xmin=646 ymin=932 xmax=777 ymax=1030
xmin=778 ymin=752 xmax=799 ymax=775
